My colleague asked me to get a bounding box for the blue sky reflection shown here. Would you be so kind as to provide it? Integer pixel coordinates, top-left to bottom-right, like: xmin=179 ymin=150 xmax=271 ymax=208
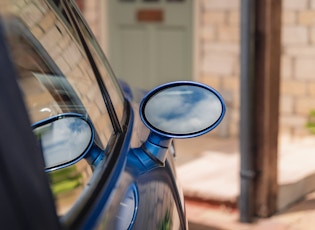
xmin=35 ymin=117 xmax=92 ymax=168
xmin=144 ymin=85 xmax=223 ymax=135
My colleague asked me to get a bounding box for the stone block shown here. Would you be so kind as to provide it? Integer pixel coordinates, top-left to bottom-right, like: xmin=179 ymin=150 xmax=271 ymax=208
xmin=40 ymin=26 xmax=63 ymax=50
xmin=39 ymin=11 xmax=55 ymax=32
xmin=310 ymin=0 xmax=315 ymax=9
xmin=283 ymin=0 xmax=308 ymax=10
xmin=293 ymin=126 xmax=313 ymax=137
xmin=204 ymin=42 xmax=240 ymax=55
xmin=232 ymin=91 xmax=240 ymax=109
xmin=202 ymin=0 xmax=240 ymax=10
xmin=284 ymin=45 xmax=315 ymax=57
xmin=21 ymin=2 xmax=44 ymax=27
xmin=282 ymin=11 xmax=297 ymax=25
xmin=281 ymin=56 xmax=293 ymax=79
xmin=282 ymin=26 xmax=308 ymax=45
xmin=309 ymin=27 xmax=315 ymax=43
xmin=307 ymin=82 xmax=315 ymax=96
xmin=298 ymin=10 xmax=315 ymax=26
xmin=295 ymin=58 xmax=315 ymax=79
xmin=227 ymin=11 xmax=240 ymax=26
xmin=295 ymin=97 xmax=315 ymax=116
xmin=201 ymin=26 xmax=216 ymax=41
xmin=280 ymin=115 xmax=307 ymax=128
xmin=229 ymin=110 xmax=239 ymax=137
xmin=281 ymin=80 xmax=307 ymax=96
xmin=200 ymin=74 xmax=222 ymax=90
xmin=222 ymin=76 xmax=239 ymax=92
xmin=30 ymin=25 xmax=44 ymax=39
xmin=202 ymin=11 xmax=226 ymax=25
xmin=201 ymin=53 xmax=237 ymax=76
xmin=280 ymin=95 xmax=294 ymax=114
xmin=218 ymin=26 xmax=240 ymax=42
xmin=62 ymin=42 xmax=82 ymax=69
xmin=278 ymin=125 xmax=293 ymax=136
xmin=55 ymin=56 xmax=71 ymax=75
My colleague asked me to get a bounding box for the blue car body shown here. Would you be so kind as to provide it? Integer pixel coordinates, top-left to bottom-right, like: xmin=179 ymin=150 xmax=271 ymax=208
xmin=0 ymin=0 xmax=225 ymax=229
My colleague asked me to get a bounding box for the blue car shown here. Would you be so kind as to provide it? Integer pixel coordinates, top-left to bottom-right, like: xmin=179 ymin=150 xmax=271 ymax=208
xmin=0 ymin=0 xmax=225 ymax=229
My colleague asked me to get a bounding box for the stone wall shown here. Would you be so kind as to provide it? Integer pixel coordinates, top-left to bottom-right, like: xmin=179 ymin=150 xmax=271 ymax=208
xmin=199 ymin=0 xmax=315 ymax=138
xmin=82 ymin=0 xmax=315 ymax=138
xmin=281 ymin=0 xmax=315 ymax=137
xmin=198 ymin=0 xmax=240 ymax=137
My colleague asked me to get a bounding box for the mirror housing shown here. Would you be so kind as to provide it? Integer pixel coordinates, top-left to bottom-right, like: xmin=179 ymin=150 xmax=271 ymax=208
xmin=32 ymin=113 xmax=94 ymax=172
xmin=137 ymin=81 xmax=226 ymax=167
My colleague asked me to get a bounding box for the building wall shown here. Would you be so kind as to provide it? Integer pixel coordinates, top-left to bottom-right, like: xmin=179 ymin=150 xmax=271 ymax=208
xmin=197 ymin=0 xmax=240 ymax=137
xmin=82 ymin=0 xmax=315 ymax=138
xmin=281 ymin=0 xmax=315 ymax=137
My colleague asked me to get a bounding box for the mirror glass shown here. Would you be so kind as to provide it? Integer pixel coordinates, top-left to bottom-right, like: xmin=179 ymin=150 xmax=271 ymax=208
xmin=33 ymin=116 xmax=92 ymax=170
xmin=143 ymin=84 xmax=224 ymax=136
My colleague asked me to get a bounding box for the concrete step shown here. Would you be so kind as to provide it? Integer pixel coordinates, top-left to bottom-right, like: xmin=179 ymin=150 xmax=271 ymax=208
xmin=176 ymin=136 xmax=315 ymax=212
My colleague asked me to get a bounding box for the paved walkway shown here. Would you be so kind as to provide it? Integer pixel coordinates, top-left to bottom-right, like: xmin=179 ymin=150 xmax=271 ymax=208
xmin=186 ymin=192 xmax=315 ymax=230
xmin=174 ymin=134 xmax=315 ymax=229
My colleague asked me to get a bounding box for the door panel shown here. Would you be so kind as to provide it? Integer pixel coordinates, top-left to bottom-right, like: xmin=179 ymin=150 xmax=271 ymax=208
xmin=120 ymin=26 xmax=150 ymax=88
xmin=108 ymin=0 xmax=192 ymax=89
xmin=157 ymin=27 xmax=186 ymax=85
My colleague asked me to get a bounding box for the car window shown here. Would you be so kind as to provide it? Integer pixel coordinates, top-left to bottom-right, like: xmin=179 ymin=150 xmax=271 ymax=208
xmin=1 ymin=0 xmax=115 ymax=215
xmin=68 ymin=1 xmax=125 ymax=123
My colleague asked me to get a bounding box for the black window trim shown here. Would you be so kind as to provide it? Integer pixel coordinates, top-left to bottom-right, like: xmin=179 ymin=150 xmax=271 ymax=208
xmin=46 ymin=1 xmax=135 ymax=227
xmin=61 ymin=0 xmax=123 ymax=134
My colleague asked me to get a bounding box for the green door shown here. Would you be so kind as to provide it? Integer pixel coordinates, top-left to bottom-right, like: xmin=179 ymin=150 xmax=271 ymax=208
xmin=108 ymin=0 xmax=193 ymax=90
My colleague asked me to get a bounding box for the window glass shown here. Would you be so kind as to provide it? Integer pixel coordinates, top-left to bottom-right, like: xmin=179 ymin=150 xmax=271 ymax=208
xmin=1 ymin=0 xmax=115 ymax=215
xmin=3 ymin=0 xmax=113 ymax=147
xmin=68 ymin=2 xmax=125 ymax=123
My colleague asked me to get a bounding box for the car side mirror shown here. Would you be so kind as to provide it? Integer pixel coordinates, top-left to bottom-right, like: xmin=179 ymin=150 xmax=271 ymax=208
xmin=137 ymin=81 xmax=226 ymax=167
xmin=32 ymin=113 xmax=94 ymax=172
xmin=141 ymin=81 xmax=225 ymax=138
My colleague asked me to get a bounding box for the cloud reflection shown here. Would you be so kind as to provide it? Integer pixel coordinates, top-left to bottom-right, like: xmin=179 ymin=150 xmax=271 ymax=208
xmin=35 ymin=117 xmax=92 ymax=168
xmin=144 ymin=85 xmax=223 ymax=135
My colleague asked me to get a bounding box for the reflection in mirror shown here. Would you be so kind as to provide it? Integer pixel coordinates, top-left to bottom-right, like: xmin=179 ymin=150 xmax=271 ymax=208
xmin=33 ymin=116 xmax=92 ymax=170
xmin=49 ymin=160 xmax=93 ymax=216
xmin=143 ymin=84 xmax=224 ymax=136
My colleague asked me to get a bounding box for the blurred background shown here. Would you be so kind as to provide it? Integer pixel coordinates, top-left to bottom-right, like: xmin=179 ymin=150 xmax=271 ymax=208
xmin=78 ymin=0 xmax=315 ymax=140
xmin=76 ymin=0 xmax=315 ymax=228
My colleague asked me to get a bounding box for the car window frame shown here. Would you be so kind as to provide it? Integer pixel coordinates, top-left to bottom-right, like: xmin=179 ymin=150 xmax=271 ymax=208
xmin=44 ymin=0 xmax=134 ymax=227
xmin=65 ymin=1 xmax=126 ymax=124
xmin=60 ymin=0 xmax=123 ymax=133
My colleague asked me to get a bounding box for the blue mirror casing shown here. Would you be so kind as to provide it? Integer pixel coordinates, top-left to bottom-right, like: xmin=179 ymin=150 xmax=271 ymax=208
xmin=32 ymin=113 xmax=95 ymax=172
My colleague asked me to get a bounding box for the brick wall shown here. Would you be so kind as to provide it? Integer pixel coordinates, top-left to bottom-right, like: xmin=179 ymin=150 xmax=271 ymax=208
xmin=80 ymin=0 xmax=102 ymax=44
xmin=281 ymin=0 xmax=315 ymax=137
xmin=84 ymin=0 xmax=315 ymax=138
xmin=12 ymin=0 xmax=114 ymax=145
xmin=199 ymin=0 xmax=315 ymax=138
xmin=198 ymin=0 xmax=240 ymax=137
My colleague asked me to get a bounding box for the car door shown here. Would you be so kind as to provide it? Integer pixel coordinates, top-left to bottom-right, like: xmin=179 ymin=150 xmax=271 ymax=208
xmin=1 ymin=0 xmax=132 ymax=228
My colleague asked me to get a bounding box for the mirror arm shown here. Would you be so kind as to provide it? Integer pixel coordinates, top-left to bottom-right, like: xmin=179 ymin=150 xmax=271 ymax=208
xmin=127 ymin=132 xmax=172 ymax=174
xmin=146 ymin=132 xmax=172 ymax=148
xmin=85 ymin=143 xmax=104 ymax=168
xmin=142 ymin=132 xmax=172 ymax=165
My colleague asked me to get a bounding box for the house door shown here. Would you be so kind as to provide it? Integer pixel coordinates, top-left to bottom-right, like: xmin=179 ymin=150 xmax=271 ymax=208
xmin=108 ymin=0 xmax=193 ymax=90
